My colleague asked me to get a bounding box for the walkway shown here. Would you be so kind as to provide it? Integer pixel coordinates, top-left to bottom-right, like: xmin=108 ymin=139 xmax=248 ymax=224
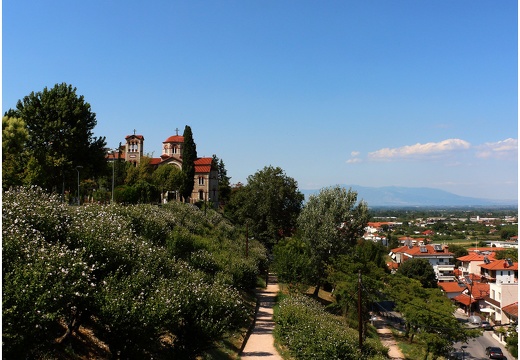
xmin=240 ymin=274 xmax=282 ymax=360
xmin=373 ymin=316 xmax=405 ymax=360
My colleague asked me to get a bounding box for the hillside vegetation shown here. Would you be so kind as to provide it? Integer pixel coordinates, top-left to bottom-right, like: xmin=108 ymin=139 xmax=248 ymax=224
xmin=3 ymin=186 xmax=267 ymax=359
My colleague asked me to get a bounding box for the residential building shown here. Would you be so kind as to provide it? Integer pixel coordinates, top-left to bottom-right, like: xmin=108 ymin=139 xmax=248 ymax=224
xmin=483 ymin=282 xmax=518 ymax=325
xmin=389 ymin=244 xmax=455 ymax=281
xmin=457 ymin=251 xmax=497 ymax=278
xmin=479 ymin=258 xmax=518 ymax=284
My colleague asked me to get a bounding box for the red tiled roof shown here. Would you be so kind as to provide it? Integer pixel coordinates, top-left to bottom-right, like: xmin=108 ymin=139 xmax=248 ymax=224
xmin=194 ymin=157 xmax=213 ymax=173
xmin=125 ymin=134 xmax=144 ymax=140
xmin=453 ymin=293 xmax=477 ymax=306
xmin=470 ymin=283 xmax=490 ymax=300
xmin=391 ymin=244 xmax=453 ymax=256
xmin=387 ymin=262 xmax=399 ymax=270
xmin=150 ymin=158 xmax=162 ymax=165
xmin=457 ymin=252 xmax=497 ymax=262
xmin=479 ymin=259 xmax=518 ymax=271
xmin=502 ymin=302 xmax=518 ymax=318
xmin=438 ymin=282 xmax=465 ymax=293
xmin=106 ymin=152 xmax=125 ymax=160
xmin=163 ymin=135 xmax=184 ymax=143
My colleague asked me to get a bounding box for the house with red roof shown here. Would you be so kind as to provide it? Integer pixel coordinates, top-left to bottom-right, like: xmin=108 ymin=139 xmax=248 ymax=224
xmin=438 ymin=281 xmax=465 ymax=299
xmin=475 ymin=258 xmax=519 ymax=325
xmin=389 ymin=244 xmax=455 ymax=281
xmin=479 ymin=258 xmax=518 ymax=284
xmin=457 ymin=251 xmax=497 ymax=278
xmin=502 ymin=302 xmax=518 ymax=326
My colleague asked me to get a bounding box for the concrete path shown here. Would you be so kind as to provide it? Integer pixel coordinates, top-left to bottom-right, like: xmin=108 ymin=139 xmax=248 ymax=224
xmin=373 ymin=316 xmax=405 ymax=360
xmin=240 ymin=274 xmax=282 ymax=360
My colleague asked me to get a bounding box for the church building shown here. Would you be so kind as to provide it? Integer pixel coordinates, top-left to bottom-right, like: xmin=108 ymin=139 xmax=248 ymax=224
xmin=110 ymin=129 xmax=218 ymax=206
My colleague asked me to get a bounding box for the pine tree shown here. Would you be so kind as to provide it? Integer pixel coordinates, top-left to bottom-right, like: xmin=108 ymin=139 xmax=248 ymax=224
xmin=213 ymin=155 xmax=231 ymax=205
xmin=180 ymin=125 xmax=197 ymax=202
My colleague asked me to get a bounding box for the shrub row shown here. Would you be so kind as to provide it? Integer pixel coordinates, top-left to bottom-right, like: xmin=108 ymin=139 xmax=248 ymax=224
xmin=3 ymin=186 xmax=267 ymax=359
xmin=273 ymin=293 xmax=388 ymax=360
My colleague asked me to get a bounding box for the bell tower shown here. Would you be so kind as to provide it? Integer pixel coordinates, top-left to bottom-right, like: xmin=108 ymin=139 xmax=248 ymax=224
xmin=125 ymin=130 xmax=144 ymax=166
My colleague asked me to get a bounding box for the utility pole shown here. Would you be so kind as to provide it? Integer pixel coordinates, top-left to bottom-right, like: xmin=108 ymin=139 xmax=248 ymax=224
xmin=358 ymin=270 xmax=362 ymax=350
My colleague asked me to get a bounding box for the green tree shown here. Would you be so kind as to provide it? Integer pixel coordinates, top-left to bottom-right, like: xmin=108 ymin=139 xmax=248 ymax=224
xmin=396 ymin=258 xmax=437 ymax=288
xmin=213 ymin=155 xmax=231 ymax=206
xmin=327 ymin=242 xmax=389 ymax=326
xmin=385 ymin=275 xmax=477 ymax=359
xmin=152 ymin=164 xmax=174 ymax=200
xmin=499 ymin=225 xmax=518 ymax=239
xmin=2 ymin=115 xmax=29 ymax=189
xmin=272 ymin=236 xmax=314 ymax=289
xmin=125 ymin=157 xmax=154 ymax=185
xmin=447 ymin=244 xmax=468 ymax=266
xmin=180 ymin=125 xmax=197 ymax=202
xmin=494 ymin=248 xmax=518 ymax=262
xmin=297 ymin=186 xmax=369 ymax=296
xmin=225 ymin=166 xmax=304 ymax=248
xmin=6 ymin=83 xmax=106 ymax=192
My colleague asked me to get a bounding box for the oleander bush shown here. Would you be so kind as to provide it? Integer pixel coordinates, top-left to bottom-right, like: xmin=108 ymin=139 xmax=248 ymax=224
xmin=3 ymin=186 xmax=266 ymax=359
xmin=273 ymin=293 xmax=388 ymax=360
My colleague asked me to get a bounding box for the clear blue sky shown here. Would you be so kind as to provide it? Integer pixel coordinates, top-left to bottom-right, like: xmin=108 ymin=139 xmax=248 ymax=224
xmin=3 ymin=1 xmax=518 ymax=200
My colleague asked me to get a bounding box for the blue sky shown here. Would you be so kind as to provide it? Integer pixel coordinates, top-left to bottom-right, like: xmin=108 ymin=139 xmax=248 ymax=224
xmin=3 ymin=1 xmax=518 ymax=200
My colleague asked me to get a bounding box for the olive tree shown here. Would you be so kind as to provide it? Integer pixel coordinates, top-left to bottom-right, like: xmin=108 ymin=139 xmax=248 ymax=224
xmin=297 ymin=186 xmax=369 ymax=296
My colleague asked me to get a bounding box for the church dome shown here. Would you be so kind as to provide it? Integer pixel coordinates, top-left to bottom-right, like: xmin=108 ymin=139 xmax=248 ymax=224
xmin=163 ymin=135 xmax=184 ymax=143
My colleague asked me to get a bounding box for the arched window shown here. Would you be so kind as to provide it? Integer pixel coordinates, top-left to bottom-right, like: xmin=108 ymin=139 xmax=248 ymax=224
xmin=199 ymin=190 xmax=204 ymax=200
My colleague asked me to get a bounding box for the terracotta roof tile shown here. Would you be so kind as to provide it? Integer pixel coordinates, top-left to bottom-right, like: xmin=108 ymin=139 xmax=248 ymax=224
xmin=163 ymin=135 xmax=184 ymax=143
xmin=502 ymin=302 xmax=518 ymax=318
xmin=453 ymin=293 xmax=477 ymax=306
xmin=457 ymin=253 xmax=497 ymax=262
xmin=438 ymin=282 xmax=465 ymax=293
xmin=480 ymin=259 xmax=518 ymax=271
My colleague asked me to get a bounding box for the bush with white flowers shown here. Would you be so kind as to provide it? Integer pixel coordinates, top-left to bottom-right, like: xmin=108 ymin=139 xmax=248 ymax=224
xmin=3 ymin=186 xmax=265 ymax=359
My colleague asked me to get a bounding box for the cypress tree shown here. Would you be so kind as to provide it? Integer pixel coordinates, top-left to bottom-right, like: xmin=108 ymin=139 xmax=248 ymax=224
xmin=180 ymin=125 xmax=197 ymax=202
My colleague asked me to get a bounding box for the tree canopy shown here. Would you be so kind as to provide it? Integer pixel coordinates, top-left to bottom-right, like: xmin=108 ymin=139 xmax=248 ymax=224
xmin=297 ymin=186 xmax=369 ymax=295
xmin=396 ymin=258 xmax=437 ymax=289
xmin=4 ymin=83 xmax=106 ymax=192
xmin=2 ymin=115 xmax=29 ymax=189
xmin=225 ymin=166 xmax=304 ymax=248
xmin=180 ymin=125 xmax=197 ymax=202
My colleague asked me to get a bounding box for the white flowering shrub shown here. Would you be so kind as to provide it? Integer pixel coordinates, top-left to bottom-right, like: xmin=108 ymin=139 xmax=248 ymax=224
xmin=3 ymin=186 xmax=265 ymax=359
xmin=3 ymin=187 xmax=95 ymax=357
xmin=274 ymin=293 xmax=388 ymax=360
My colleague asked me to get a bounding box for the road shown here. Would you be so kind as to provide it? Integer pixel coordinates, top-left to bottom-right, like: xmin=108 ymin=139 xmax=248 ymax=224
xmin=452 ymin=329 xmax=513 ymax=359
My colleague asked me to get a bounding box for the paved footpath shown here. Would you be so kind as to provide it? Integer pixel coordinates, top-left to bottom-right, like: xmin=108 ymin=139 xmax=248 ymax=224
xmin=373 ymin=316 xmax=405 ymax=360
xmin=240 ymin=274 xmax=282 ymax=360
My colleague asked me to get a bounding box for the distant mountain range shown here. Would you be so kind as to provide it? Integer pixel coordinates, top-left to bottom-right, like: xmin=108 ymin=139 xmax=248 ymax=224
xmin=300 ymin=185 xmax=517 ymax=207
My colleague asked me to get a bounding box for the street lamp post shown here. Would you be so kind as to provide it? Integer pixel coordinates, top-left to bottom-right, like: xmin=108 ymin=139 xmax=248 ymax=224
xmin=109 ymin=150 xmax=115 ymax=204
xmin=76 ymin=166 xmax=83 ymax=206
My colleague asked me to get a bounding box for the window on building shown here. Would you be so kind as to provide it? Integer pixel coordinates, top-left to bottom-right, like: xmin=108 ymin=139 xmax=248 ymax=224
xmin=199 ymin=177 xmax=204 ymax=185
xmin=199 ymin=190 xmax=204 ymax=200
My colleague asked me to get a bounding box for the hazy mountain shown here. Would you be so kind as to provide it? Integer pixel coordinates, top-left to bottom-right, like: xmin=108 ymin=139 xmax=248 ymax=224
xmin=300 ymin=185 xmax=517 ymax=207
